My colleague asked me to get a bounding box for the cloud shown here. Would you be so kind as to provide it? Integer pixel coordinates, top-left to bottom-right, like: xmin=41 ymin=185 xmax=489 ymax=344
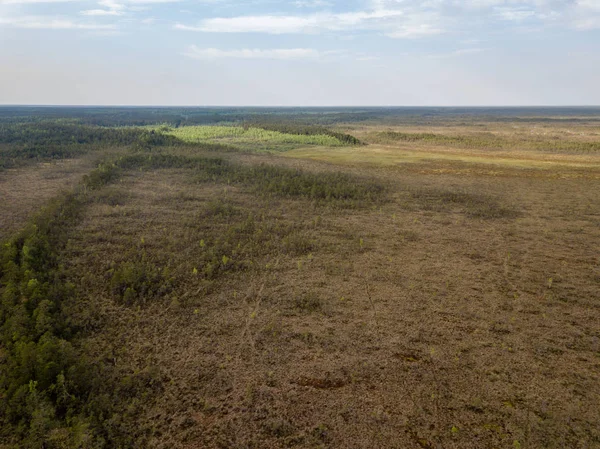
xmin=494 ymin=7 xmax=536 ymax=22
xmin=175 ymin=9 xmax=431 ymax=36
xmin=386 ymin=24 xmax=443 ymax=38
xmin=81 ymin=9 xmax=124 ymax=16
xmin=80 ymin=0 xmax=177 ymax=19
xmin=81 ymin=0 xmax=125 ymax=16
xmin=182 ymin=46 xmax=321 ymax=60
xmin=293 ymin=0 xmax=332 ymax=7
xmin=371 ymin=0 xmax=600 ymax=32
xmin=78 ymin=0 xmax=182 ymax=14
xmin=0 ymin=15 xmax=116 ymax=29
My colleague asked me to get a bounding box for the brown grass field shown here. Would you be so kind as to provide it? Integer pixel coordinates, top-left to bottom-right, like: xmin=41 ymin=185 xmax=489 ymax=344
xmin=1 ymin=117 xmax=599 ymax=448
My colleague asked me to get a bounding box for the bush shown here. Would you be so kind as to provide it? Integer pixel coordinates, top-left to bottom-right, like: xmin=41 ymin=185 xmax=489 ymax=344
xmin=110 ymin=255 xmax=173 ymax=306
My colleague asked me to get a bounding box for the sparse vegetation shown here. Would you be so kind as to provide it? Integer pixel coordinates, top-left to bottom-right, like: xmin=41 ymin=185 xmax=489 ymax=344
xmin=371 ymin=130 xmax=600 ymax=153
xmin=409 ymin=188 xmax=520 ymax=219
xmin=110 ymin=152 xmax=387 ymax=206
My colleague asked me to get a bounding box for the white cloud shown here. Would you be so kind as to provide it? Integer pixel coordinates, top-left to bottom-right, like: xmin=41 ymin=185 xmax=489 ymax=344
xmin=494 ymin=7 xmax=536 ymax=22
xmin=81 ymin=9 xmax=123 ymax=16
xmin=386 ymin=23 xmax=443 ymax=38
xmin=80 ymin=0 xmax=176 ymax=19
xmin=183 ymin=45 xmax=321 ymax=60
xmin=372 ymin=0 xmax=600 ymax=31
xmin=175 ymin=9 xmax=419 ymax=35
xmin=0 ymin=15 xmax=116 ymax=29
xmin=81 ymin=0 xmax=125 ymax=16
xmin=293 ymin=0 xmax=332 ymax=7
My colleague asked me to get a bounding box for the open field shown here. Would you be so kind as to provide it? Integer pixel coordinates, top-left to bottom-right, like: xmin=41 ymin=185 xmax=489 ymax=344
xmin=284 ymin=120 xmax=600 ymax=174
xmin=1 ymin=108 xmax=599 ymax=449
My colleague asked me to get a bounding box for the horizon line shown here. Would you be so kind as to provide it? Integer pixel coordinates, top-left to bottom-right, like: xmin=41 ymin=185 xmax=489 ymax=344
xmin=2 ymin=104 xmax=600 ymax=109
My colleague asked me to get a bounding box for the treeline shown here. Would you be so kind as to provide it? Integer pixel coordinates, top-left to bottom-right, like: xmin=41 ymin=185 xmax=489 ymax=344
xmin=0 ymin=107 xmax=375 ymax=127
xmin=3 ymin=107 xmax=600 ymax=128
xmin=0 ymin=122 xmax=182 ymax=170
xmin=0 ymin=122 xmax=180 ymax=147
xmin=244 ymin=121 xmax=363 ymax=145
xmin=0 ymin=160 xmax=127 ymax=448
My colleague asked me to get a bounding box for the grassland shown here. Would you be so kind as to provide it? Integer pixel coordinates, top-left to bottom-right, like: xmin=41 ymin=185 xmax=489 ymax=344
xmin=1 ymin=108 xmax=599 ymax=449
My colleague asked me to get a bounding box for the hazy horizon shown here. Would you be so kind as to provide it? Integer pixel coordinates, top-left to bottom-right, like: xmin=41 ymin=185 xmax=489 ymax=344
xmin=2 ymin=105 xmax=600 ymax=109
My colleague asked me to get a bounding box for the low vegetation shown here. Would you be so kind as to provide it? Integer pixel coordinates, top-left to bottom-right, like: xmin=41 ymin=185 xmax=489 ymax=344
xmin=409 ymin=187 xmax=520 ymax=219
xmin=111 ymin=153 xmax=386 ymax=207
xmin=371 ymin=130 xmax=600 ymax=153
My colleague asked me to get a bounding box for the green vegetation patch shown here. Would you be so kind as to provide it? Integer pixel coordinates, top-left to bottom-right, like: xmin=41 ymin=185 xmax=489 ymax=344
xmin=162 ymin=125 xmax=348 ymax=148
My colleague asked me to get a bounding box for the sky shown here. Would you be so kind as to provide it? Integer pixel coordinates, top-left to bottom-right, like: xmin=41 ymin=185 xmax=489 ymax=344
xmin=0 ymin=0 xmax=599 ymax=106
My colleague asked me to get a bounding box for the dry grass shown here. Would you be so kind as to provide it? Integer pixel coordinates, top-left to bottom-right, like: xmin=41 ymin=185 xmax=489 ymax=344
xmin=56 ymin=148 xmax=600 ymax=447
xmin=283 ymin=121 xmax=600 ymax=175
xmin=0 ymin=156 xmax=98 ymax=241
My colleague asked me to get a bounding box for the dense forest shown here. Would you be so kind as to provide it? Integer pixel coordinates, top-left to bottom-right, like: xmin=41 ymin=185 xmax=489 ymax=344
xmin=2 ymin=106 xmax=600 ymax=128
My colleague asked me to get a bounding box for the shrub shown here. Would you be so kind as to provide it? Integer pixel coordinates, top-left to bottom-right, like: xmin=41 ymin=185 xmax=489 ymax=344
xmin=110 ymin=255 xmax=173 ymax=306
xmin=294 ymin=292 xmax=323 ymax=313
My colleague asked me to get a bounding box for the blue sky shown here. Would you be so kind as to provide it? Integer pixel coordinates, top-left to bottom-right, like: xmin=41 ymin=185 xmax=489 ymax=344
xmin=1 ymin=0 xmax=599 ymax=105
